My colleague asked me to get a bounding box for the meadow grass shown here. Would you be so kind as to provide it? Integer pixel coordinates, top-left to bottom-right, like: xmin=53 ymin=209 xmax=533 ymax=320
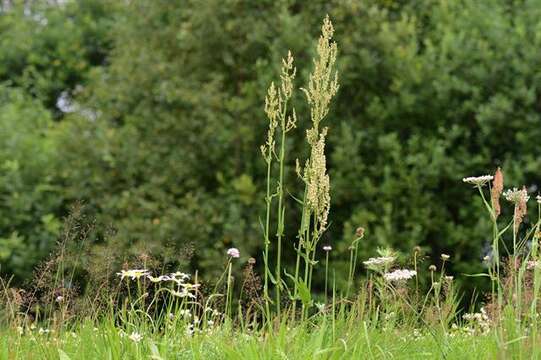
xmin=2 ymin=16 xmax=541 ymax=360
xmin=0 ymin=316 xmax=512 ymax=360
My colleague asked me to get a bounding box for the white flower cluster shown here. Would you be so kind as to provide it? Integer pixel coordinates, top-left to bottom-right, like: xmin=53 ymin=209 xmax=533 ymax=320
xmin=462 ymin=175 xmax=493 ymax=186
xmin=363 ymin=256 xmax=395 ymax=269
xmin=504 ymin=187 xmax=529 ymax=204
xmin=462 ymin=307 xmax=491 ymax=335
xmin=383 ymin=269 xmax=416 ymax=282
xmin=117 ymin=270 xmax=190 ymax=285
xmin=116 ymin=269 xmax=150 ymax=280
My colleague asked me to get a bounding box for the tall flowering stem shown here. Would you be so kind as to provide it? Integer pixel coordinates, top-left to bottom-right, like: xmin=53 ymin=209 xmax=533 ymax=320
xmin=261 ymin=51 xmax=296 ymax=320
xmin=294 ymin=15 xmax=339 ymax=316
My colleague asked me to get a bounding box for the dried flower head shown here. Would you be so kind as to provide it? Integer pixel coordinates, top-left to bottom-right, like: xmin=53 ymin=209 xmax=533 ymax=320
xmin=383 ymin=269 xmax=416 ymax=282
xmin=227 ymin=248 xmax=240 ymax=258
xmin=462 ymin=175 xmax=494 ymax=187
xmin=491 ymin=168 xmax=504 ymax=218
xmin=355 ymin=227 xmax=365 ymax=238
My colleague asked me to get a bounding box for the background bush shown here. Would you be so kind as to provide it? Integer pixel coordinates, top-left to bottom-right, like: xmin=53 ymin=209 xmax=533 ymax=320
xmin=2 ymin=0 xmax=541 ymax=297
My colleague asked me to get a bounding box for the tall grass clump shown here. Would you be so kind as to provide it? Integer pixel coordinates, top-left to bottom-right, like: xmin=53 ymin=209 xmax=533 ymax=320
xmin=261 ymin=14 xmax=338 ymax=323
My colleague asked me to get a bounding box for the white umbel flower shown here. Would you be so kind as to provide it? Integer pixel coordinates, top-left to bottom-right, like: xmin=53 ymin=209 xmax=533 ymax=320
xmin=363 ymin=256 xmax=395 ymax=269
xmin=383 ymin=269 xmax=417 ymax=282
xmin=462 ymin=175 xmax=493 ymax=186
xmin=504 ymin=188 xmax=529 ymax=204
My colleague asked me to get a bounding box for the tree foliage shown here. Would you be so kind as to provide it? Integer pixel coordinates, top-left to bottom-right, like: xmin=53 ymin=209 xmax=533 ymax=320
xmin=3 ymin=0 xmax=541 ymax=295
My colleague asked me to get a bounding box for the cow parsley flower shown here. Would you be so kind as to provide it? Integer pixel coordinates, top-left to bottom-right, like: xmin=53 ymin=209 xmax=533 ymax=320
xmin=462 ymin=175 xmax=493 ymax=187
xmin=363 ymin=256 xmax=395 ymax=269
xmin=504 ymin=188 xmax=529 ymax=204
xmin=383 ymin=269 xmax=416 ymax=282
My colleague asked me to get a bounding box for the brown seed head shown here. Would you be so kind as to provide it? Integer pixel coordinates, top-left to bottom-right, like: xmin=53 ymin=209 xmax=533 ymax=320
xmin=491 ymin=167 xmax=504 ymax=218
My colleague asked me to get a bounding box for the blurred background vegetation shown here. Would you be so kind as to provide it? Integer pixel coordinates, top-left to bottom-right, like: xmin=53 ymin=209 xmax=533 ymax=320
xmin=2 ymin=0 xmax=541 ymax=298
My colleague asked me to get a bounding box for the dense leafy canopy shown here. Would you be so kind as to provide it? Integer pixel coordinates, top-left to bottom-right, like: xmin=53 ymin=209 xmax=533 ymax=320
xmin=2 ymin=0 xmax=541 ymax=296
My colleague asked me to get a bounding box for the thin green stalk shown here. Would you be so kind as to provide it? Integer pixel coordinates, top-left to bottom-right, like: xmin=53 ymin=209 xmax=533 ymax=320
xmin=275 ymin=105 xmax=287 ymax=317
xmin=324 ymin=250 xmax=329 ymax=301
xmin=263 ymin=146 xmax=273 ymax=323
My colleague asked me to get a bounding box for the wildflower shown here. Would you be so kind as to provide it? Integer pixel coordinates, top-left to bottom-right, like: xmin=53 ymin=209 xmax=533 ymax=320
xmin=462 ymin=175 xmax=494 ymax=187
xmin=170 ymin=289 xmax=196 ymax=299
xmin=537 ymin=195 xmax=541 ymax=204
xmin=429 ymin=265 xmax=437 ymax=272
xmin=147 ymin=275 xmax=171 ymax=283
xmin=128 ymin=332 xmax=143 ymax=343
xmin=504 ymin=187 xmax=529 ymax=232
xmin=363 ymin=256 xmax=395 ymax=269
xmin=504 ymin=187 xmax=530 ymax=204
xmin=441 ymin=254 xmax=450 ymax=261
xmin=355 ymin=227 xmax=365 ymax=238
xmin=179 ymin=309 xmax=191 ymax=318
xmin=491 ymin=168 xmax=504 ymax=218
xmin=169 ymin=272 xmax=190 ymax=281
xmin=383 ymin=269 xmax=416 ymax=282
xmin=483 ymin=256 xmax=490 ymax=263
xmin=323 ymin=245 xmax=332 ymax=252
xmin=116 ymin=269 xmax=150 ymax=280
xmin=56 ymin=295 xmax=64 ymax=303
xmin=227 ymin=248 xmax=240 ymax=258
xmin=445 ymin=276 xmax=454 ymax=282
xmin=315 ymin=302 xmax=326 ymax=313
xmin=186 ymin=324 xmax=194 ymax=336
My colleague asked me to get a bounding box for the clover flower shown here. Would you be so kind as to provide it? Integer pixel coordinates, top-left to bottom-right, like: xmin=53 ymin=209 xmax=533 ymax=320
xmin=116 ymin=269 xmax=150 ymax=280
xmin=462 ymin=175 xmax=494 ymax=187
xmin=383 ymin=269 xmax=416 ymax=282
xmin=227 ymin=248 xmax=240 ymax=258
